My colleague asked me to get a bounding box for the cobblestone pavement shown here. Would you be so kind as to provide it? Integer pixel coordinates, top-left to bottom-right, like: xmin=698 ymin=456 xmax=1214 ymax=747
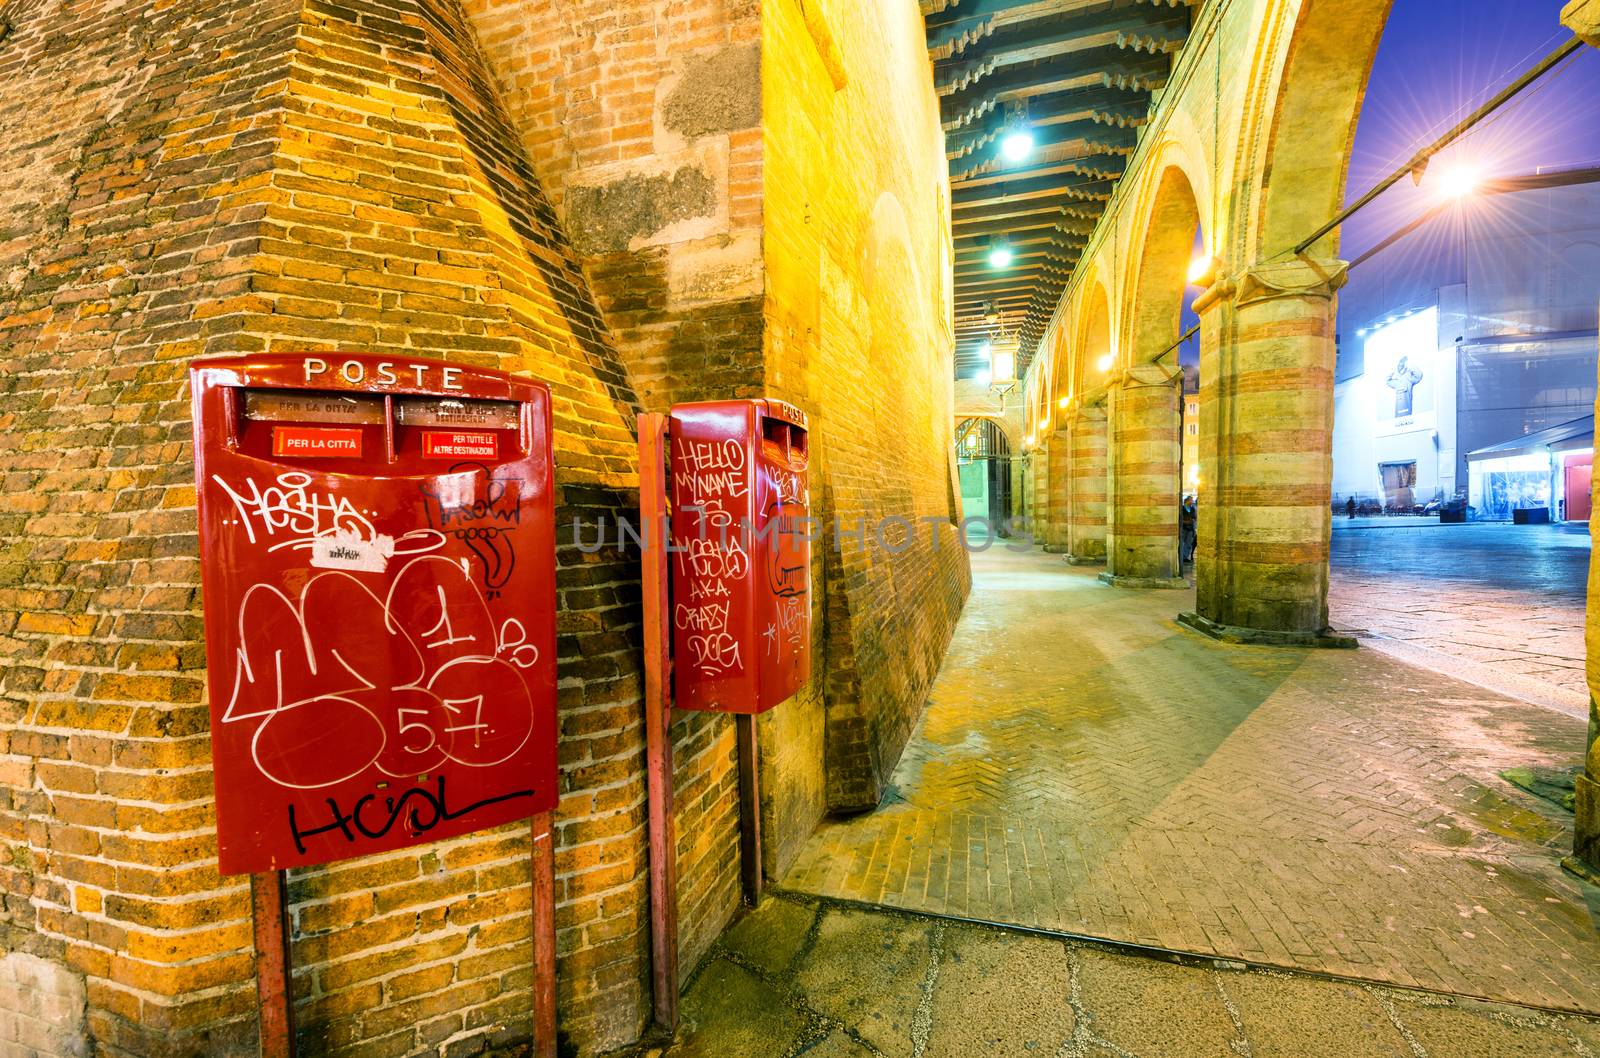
xmin=657 ymin=893 xmax=1600 ymax=1058
xmin=781 ymin=545 xmax=1600 ymax=1013
xmin=1328 ymin=522 xmax=1590 ymax=715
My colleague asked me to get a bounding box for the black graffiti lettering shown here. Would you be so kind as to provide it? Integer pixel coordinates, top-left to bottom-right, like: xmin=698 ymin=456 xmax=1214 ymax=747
xmin=287 ymin=799 xmax=356 ymax=853
xmin=419 ymin=462 xmax=523 ymax=530
xmin=417 ymin=463 xmax=522 ymax=596
xmin=286 ymin=776 xmax=536 ymax=855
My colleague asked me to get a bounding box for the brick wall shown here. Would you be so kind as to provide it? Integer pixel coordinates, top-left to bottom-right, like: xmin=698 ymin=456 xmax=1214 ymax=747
xmin=462 ymin=0 xmax=763 ymax=969
xmin=0 ymin=0 xmax=967 ymax=1053
xmin=0 ymin=3 xmax=305 ymax=1055
xmin=0 ymin=952 xmax=87 ymax=1057
xmin=762 ymin=0 xmax=971 ymax=817
xmin=264 ymin=4 xmax=658 ymax=1052
xmin=464 ymin=0 xmax=766 ymax=415
xmin=469 ymin=0 xmax=969 ymax=858
xmin=0 ymin=0 xmax=663 ymax=1053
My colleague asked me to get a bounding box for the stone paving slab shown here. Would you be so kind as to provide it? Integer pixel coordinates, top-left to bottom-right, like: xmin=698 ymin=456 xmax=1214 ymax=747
xmin=652 ymin=893 xmax=1600 ymax=1058
xmin=781 ymin=546 xmax=1600 ymax=1013
xmin=1328 ymin=522 xmax=1590 ymax=714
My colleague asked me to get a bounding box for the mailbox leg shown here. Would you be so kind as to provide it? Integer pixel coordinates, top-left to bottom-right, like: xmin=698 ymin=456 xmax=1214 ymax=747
xmin=639 ymin=412 xmax=680 ymax=1034
xmin=251 ymin=870 xmax=295 ymax=1058
xmin=736 ymin=715 xmax=764 ymax=906
xmin=644 ymin=685 xmax=679 ymax=1033
xmin=532 ymin=811 xmax=557 ymax=1058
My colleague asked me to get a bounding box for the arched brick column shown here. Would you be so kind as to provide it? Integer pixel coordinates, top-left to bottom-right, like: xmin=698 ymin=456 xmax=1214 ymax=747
xmin=1103 ymin=366 xmax=1185 ymax=586
xmin=1064 ymin=407 xmax=1109 ymax=564
xmin=1100 ymin=165 xmax=1200 ymax=588
xmin=1184 ymin=258 xmax=1349 ymax=640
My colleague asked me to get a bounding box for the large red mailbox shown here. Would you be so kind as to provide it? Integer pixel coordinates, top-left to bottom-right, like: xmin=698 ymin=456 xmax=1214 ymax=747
xmin=190 ymin=353 xmax=557 ymax=875
xmin=668 ymin=400 xmax=811 ymax=713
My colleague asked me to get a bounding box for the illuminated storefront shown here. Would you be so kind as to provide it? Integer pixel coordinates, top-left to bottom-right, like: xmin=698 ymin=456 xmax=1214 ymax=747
xmin=1466 ymin=416 xmax=1593 ymax=522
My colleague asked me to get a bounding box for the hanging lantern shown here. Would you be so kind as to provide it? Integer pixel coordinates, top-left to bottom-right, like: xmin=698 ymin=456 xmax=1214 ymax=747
xmin=988 ymin=334 xmax=1018 ymax=387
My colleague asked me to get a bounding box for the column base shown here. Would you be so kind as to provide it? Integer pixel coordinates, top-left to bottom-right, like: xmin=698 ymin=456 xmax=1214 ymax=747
xmin=1177 ymin=611 xmax=1357 ymax=649
xmin=1098 ymin=571 xmax=1189 ymax=589
xmin=1064 ymin=553 xmax=1105 ymax=566
xmin=1564 ymin=772 xmax=1600 ymax=884
xmin=1043 ymin=543 xmax=1070 ymax=554
xmin=1561 ymin=855 xmax=1600 ymax=887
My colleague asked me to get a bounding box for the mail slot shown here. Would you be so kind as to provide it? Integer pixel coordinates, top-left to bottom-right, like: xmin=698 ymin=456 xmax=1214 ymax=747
xmin=190 ymin=353 xmax=557 ymax=874
xmin=668 ymin=399 xmax=811 ymax=713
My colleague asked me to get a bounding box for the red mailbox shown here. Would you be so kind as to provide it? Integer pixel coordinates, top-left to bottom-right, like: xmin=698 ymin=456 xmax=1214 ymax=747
xmin=190 ymin=353 xmax=557 ymax=875
xmin=668 ymin=399 xmax=810 ymax=713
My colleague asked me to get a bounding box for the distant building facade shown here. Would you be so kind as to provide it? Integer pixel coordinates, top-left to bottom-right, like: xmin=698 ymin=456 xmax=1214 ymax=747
xmin=1332 ymin=173 xmax=1600 ymax=520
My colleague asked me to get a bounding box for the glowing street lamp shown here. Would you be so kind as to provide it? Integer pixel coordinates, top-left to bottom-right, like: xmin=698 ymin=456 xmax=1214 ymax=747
xmin=1435 ymin=162 xmax=1480 ymax=200
xmin=1001 ymin=129 xmax=1034 ymax=163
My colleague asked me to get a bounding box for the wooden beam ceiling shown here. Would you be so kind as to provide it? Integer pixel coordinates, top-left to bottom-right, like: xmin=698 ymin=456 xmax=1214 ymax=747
xmin=927 ymin=0 xmax=1196 ymax=379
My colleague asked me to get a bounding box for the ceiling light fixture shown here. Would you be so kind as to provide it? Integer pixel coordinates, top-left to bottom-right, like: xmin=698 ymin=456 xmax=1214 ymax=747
xmin=1001 ymin=129 xmax=1034 ymax=163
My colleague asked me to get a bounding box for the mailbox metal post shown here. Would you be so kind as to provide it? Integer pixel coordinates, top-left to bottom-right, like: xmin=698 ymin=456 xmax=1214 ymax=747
xmin=639 ymin=413 xmax=681 ymax=1034
xmin=532 ymin=812 xmax=557 ymax=1058
xmin=735 ymin=715 xmax=763 ymax=905
xmin=251 ymin=871 xmax=295 ymax=1058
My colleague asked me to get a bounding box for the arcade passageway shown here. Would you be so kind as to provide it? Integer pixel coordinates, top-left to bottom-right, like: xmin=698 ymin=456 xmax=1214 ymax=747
xmin=3 ymin=0 xmax=1599 ymax=1052
xmin=784 ymin=544 xmax=1600 ymax=1013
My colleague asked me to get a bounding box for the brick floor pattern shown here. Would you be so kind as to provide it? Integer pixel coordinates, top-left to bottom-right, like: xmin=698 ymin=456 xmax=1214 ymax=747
xmin=782 ymin=546 xmax=1600 ymax=1013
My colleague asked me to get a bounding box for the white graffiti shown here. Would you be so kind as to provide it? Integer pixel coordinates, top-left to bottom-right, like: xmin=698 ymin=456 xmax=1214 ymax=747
xmin=214 ymin=471 xmax=376 ymax=546
xmin=223 ymin=555 xmax=540 ymax=791
xmin=686 ymin=632 xmax=742 ymax=675
xmin=767 ymin=467 xmax=803 ymax=507
xmin=774 ymin=595 xmax=806 ymax=646
xmin=682 ymin=439 xmax=747 ymax=506
xmin=682 ymin=536 xmax=748 ymax=580
xmin=213 ymin=472 xmax=444 ymax=571
xmin=674 ymin=601 xmax=729 ymax=633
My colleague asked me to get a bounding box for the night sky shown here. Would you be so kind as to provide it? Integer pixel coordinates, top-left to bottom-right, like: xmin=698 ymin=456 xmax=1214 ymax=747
xmin=1179 ymin=0 xmax=1600 ymax=369
xmin=1345 ymin=0 xmax=1600 ymax=247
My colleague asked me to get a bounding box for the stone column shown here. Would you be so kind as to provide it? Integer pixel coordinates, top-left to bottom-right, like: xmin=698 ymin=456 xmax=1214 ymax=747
xmin=1179 ymin=258 xmax=1354 ymax=646
xmin=1560 ymin=0 xmax=1600 ymax=881
xmin=1100 ymin=365 xmax=1185 ymax=588
xmin=1065 ymin=405 xmax=1107 ymax=564
xmin=1045 ymin=425 xmax=1071 ymax=552
xmin=1030 ymin=439 xmax=1050 ymax=546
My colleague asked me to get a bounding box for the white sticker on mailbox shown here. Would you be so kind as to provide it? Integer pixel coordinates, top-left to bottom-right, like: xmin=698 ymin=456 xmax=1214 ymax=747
xmin=309 ymin=531 xmax=395 ymax=574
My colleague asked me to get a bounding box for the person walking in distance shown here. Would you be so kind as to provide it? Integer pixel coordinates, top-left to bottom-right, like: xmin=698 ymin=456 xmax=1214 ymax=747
xmin=1346 ymin=495 xmax=1357 ymax=519
xmin=1179 ymin=494 xmax=1198 ymax=565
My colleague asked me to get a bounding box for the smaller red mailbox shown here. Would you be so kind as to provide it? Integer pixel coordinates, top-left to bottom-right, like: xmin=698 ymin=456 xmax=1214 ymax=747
xmin=190 ymin=353 xmax=558 ymax=875
xmin=668 ymin=399 xmax=811 ymax=713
